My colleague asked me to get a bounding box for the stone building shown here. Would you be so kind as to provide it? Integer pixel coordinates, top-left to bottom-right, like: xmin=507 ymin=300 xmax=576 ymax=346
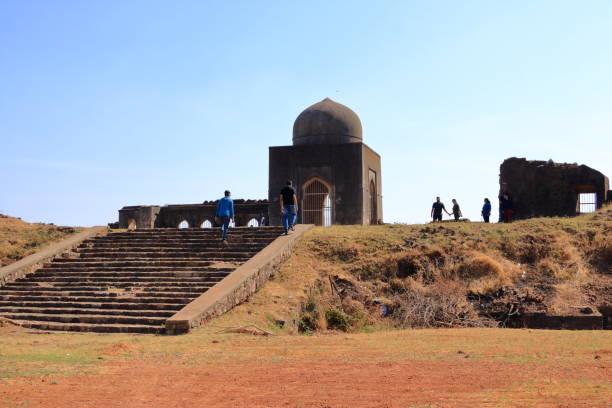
xmin=268 ymin=98 xmax=383 ymax=226
xmin=116 ymin=98 xmax=382 ymax=228
xmin=499 ymin=157 xmax=609 ymax=220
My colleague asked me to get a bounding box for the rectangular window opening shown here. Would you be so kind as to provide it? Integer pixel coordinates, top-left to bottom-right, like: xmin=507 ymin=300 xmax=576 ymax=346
xmin=578 ymin=193 xmax=597 ymax=214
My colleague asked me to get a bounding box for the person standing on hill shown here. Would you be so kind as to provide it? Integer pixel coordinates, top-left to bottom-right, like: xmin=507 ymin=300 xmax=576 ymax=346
xmin=500 ymin=193 xmax=514 ymax=223
xmin=451 ymin=199 xmax=463 ymax=221
xmin=280 ymin=180 xmax=298 ymax=235
xmin=215 ymin=190 xmax=234 ymax=243
xmin=431 ymin=197 xmax=451 ymax=222
xmin=482 ymin=198 xmax=492 ymax=223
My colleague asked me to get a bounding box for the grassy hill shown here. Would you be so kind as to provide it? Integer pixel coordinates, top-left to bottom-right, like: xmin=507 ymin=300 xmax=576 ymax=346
xmin=217 ymin=206 xmax=611 ymax=333
xmin=0 ymin=214 xmax=81 ymax=267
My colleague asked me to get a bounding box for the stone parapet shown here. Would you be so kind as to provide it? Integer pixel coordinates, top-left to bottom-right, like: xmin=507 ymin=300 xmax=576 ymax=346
xmin=165 ymin=224 xmax=313 ymax=334
xmin=0 ymin=226 xmax=108 ymax=287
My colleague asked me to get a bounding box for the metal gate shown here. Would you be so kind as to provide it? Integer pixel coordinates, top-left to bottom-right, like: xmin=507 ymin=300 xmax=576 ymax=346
xmin=302 ymin=179 xmax=332 ymax=226
xmin=578 ymin=193 xmax=597 ymax=213
xmin=369 ymin=180 xmax=377 ymax=224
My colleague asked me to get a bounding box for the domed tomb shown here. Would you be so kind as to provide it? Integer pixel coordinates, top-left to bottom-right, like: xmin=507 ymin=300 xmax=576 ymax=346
xmin=292 ymin=98 xmax=363 ymax=145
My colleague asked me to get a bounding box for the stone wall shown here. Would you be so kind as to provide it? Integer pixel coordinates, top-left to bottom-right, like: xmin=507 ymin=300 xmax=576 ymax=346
xmin=118 ymin=200 xmax=269 ymax=229
xmin=268 ymin=142 xmax=382 ymax=226
xmin=499 ymin=157 xmax=609 ymax=220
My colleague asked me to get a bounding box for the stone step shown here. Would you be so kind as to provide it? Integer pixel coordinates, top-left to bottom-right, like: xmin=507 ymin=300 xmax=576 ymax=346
xmin=0 ymin=306 xmax=175 ymax=318
xmin=6 ymin=281 xmax=216 ymax=289
xmin=110 ymin=227 xmax=283 ymax=233
xmin=76 ymin=245 xmax=266 ymax=252
xmin=1 ymin=285 xmax=211 ymax=293
xmin=75 ymin=252 xmax=256 ymax=259
xmin=84 ymin=239 xmax=276 ymax=246
xmin=0 ymin=295 xmax=191 ymax=304
xmin=37 ymin=266 xmax=237 ymax=272
xmin=28 ymin=271 xmax=229 ymax=278
xmin=107 ymin=232 xmax=281 ymax=238
xmin=11 ymin=320 xmax=164 ymax=334
xmin=0 ymin=289 xmax=205 ymax=297
xmin=0 ymin=290 xmax=200 ymax=300
xmin=49 ymin=259 xmax=245 ymax=266
xmin=16 ymin=276 xmax=221 ymax=284
xmin=0 ymin=312 xmax=166 ymax=326
xmin=0 ymin=300 xmax=184 ymax=311
xmin=77 ymin=244 xmax=267 ymax=251
xmin=0 ymin=226 xmax=281 ymax=333
xmin=119 ymin=227 xmax=284 ymax=231
xmin=78 ymin=237 xmax=273 ymax=248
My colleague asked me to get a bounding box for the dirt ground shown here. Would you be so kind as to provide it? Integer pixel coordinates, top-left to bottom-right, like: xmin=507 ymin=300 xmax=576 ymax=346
xmin=0 ymin=324 xmax=610 ymax=407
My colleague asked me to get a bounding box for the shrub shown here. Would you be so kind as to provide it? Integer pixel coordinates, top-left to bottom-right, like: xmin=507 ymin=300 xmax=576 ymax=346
xmin=396 ymin=252 xmax=425 ymax=278
xmin=455 ymin=253 xmax=508 ymax=295
xmin=392 ymin=282 xmax=495 ymax=328
xmin=325 ymin=307 xmax=351 ymax=332
xmin=589 ymin=236 xmax=612 ymax=274
xmin=457 ymin=254 xmax=504 ymax=280
xmin=297 ymin=290 xmax=321 ymax=333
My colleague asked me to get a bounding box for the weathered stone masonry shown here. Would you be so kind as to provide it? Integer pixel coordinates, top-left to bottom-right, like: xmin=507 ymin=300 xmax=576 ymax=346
xmin=500 ymin=157 xmax=609 ymax=220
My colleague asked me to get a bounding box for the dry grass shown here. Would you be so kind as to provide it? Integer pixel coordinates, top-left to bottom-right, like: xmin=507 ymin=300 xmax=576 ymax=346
xmin=218 ymin=206 xmax=611 ymax=333
xmin=0 ymin=214 xmax=81 ymax=267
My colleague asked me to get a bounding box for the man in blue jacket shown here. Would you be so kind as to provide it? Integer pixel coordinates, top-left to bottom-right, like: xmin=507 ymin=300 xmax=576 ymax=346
xmin=216 ymin=190 xmax=234 ymax=242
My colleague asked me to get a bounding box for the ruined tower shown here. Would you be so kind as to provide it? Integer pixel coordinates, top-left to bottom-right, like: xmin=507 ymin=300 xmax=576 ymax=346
xmin=499 ymin=157 xmax=609 ymax=220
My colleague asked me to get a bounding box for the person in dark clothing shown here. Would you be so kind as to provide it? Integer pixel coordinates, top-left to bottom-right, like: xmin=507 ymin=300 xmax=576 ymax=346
xmin=451 ymin=199 xmax=462 ymax=221
xmin=431 ymin=197 xmax=451 ymax=222
xmin=215 ymin=190 xmax=234 ymax=242
xmin=280 ymin=180 xmax=298 ymax=234
xmin=500 ymin=193 xmax=514 ymax=223
xmin=482 ymin=198 xmax=492 ymax=223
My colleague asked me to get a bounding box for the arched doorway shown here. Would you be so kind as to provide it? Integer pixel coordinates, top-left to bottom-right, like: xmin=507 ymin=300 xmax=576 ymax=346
xmin=178 ymin=220 xmax=189 ymax=229
xmin=247 ymin=218 xmax=259 ymax=227
xmin=369 ymin=180 xmax=377 ymax=224
xmin=200 ymin=220 xmax=212 ymax=228
xmin=127 ymin=218 xmax=137 ymax=230
xmin=302 ymin=178 xmax=332 ymax=226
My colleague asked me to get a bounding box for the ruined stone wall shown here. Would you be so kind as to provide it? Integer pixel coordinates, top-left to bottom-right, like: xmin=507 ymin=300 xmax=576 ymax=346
xmin=499 ymin=157 xmax=609 ymax=220
xmin=118 ymin=200 xmax=269 ymax=228
xmin=118 ymin=206 xmax=160 ymax=229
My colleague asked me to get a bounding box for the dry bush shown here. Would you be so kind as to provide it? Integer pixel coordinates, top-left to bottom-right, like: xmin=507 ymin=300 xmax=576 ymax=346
xmin=500 ymin=233 xmax=562 ymax=264
xmin=588 ymin=236 xmax=612 ymax=274
xmin=452 ymin=252 xmax=509 ymax=295
xmin=352 ymin=246 xmax=445 ymax=283
xmin=395 ymin=251 xmax=426 ymax=278
xmin=536 ymin=259 xmax=562 ymax=279
xmin=456 ymin=253 xmax=504 ymax=280
xmin=392 ymin=281 xmax=496 ymax=328
xmin=341 ymin=297 xmax=366 ymax=316
xmin=309 ymin=239 xmax=361 ymax=263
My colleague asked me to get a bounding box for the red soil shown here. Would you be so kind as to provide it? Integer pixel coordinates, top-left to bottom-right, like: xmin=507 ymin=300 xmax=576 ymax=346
xmin=1 ymin=356 xmax=609 ymax=407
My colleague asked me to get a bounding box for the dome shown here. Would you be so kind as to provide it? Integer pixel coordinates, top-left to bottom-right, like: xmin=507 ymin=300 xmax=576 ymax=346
xmin=292 ymin=98 xmax=363 ymax=145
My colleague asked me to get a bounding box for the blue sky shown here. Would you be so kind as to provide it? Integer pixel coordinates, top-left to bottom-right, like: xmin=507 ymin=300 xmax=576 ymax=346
xmin=1 ymin=1 xmax=611 ymax=226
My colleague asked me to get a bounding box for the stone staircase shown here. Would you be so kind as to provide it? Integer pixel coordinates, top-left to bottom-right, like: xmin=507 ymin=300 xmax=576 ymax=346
xmin=0 ymin=227 xmax=283 ymax=334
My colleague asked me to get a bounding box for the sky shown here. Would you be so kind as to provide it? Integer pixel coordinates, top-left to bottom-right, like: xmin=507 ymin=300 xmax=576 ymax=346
xmin=1 ymin=1 xmax=611 ymax=226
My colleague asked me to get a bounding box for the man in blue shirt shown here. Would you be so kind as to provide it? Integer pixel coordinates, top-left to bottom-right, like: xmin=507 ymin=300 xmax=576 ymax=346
xmin=216 ymin=190 xmax=234 ymax=242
